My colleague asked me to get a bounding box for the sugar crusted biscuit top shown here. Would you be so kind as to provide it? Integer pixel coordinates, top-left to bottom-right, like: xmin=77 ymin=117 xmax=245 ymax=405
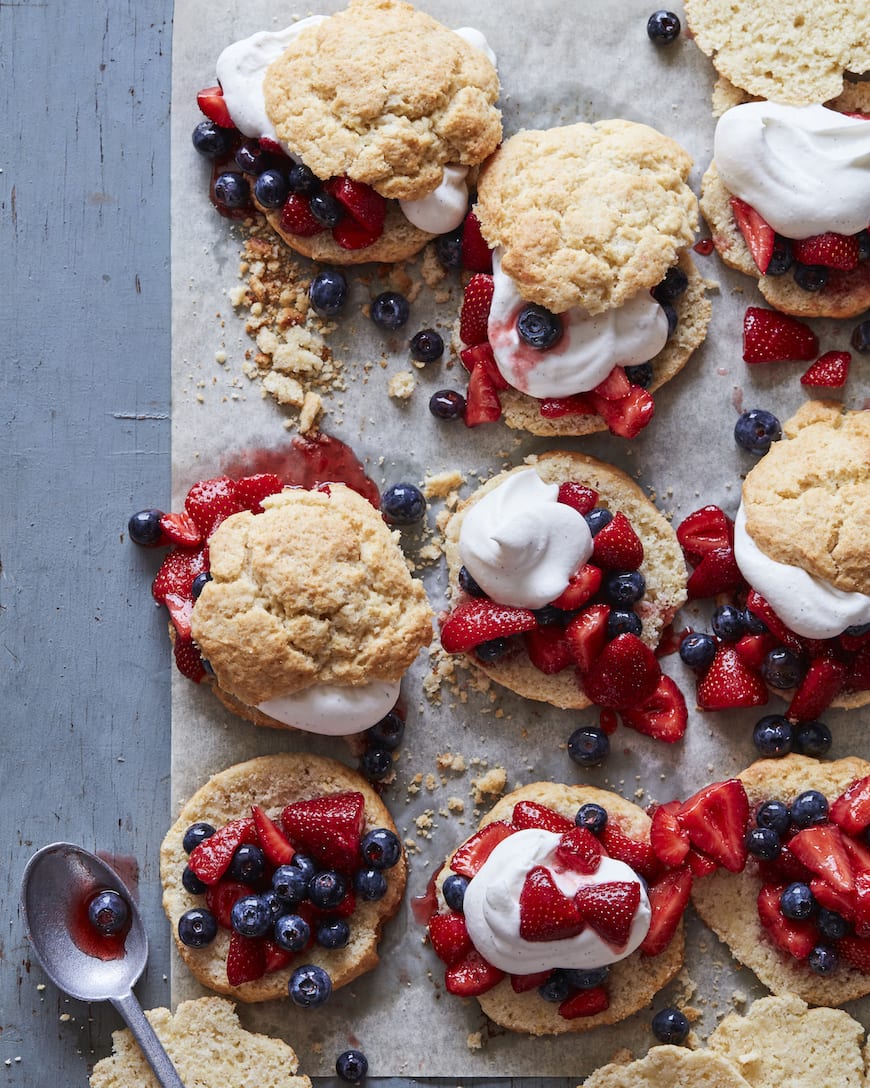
xmin=684 ymin=0 xmax=870 ymax=107
xmin=190 ymin=485 xmax=433 ymax=706
xmin=474 ymin=121 xmax=697 ymax=316
xmin=742 ymin=402 xmax=870 ymax=594
xmin=263 ymin=0 xmax=501 ymax=202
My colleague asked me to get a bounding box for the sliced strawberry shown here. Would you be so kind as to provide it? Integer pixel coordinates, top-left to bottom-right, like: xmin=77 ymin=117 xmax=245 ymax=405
xmin=510 ymin=969 xmax=552 ymax=993
xmin=280 ymin=792 xmax=365 ymax=874
xmin=459 ymin=274 xmax=495 ymax=346
xmin=197 ymin=85 xmax=234 ymax=128
xmin=251 ymin=805 xmax=295 ymax=867
xmin=441 ymin=599 xmax=537 ymax=653
xmin=226 ymin=932 xmax=266 ymax=986
xmin=463 ymin=361 xmax=502 ymax=427
xmin=263 ymin=940 xmax=294 ymax=974
xmin=524 ymin=625 xmax=573 ymax=674
xmin=599 ymin=707 xmax=619 ymax=735
xmin=841 ymin=628 xmax=870 ymax=653
xmin=589 ymin=385 xmax=655 ymax=439
xmin=450 ymin=821 xmax=514 ymax=879
xmin=575 ymin=881 xmax=640 ymax=948
xmin=839 ymin=935 xmax=870 ymax=973
xmin=757 ymin=884 xmax=817 ymax=960
xmin=565 ymin=604 xmax=610 ymax=673
xmin=686 ymin=546 xmax=744 ymax=599
xmin=734 ymin=632 xmax=779 ymax=670
xmin=677 ymin=779 xmax=749 ymax=873
xmin=153 ymin=547 xmax=208 ymax=637
xmin=555 ymin=826 xmax=603 ymax=874
xmin=459 ymin=342 xmax=510 ymax=389
xmin=620 ymin=675 xmax=687 ymax=743
xmin=174 ymin=636 xmax=207 ymax=683
xmin=745 ymin=591 xmax=804 ymax=654
xmin=787 ymin=656 xmax=846 ymax=721
xmin=550 ymin=564 xmax=602 ymax=611
xmin=600 ymin=823 xmax=661 ymax=882
xmin=830 ymin=775 xmax=870 ymax=837
xmin=591 ymin=512 xmax=644 ymax=570
xmin=539 ymin=393 xmax=597 ymax=419
xmin=649 ymin=801 xmax=690 ymax=869
xmin=184 ymin=476 xmax=244 ymax=538
xmin=557 ymin=482 xmax=599 ymax=515
xmin=593 ymin=366 xmax=632 ymax=400
xmin=159 ymin=511 xmax=202 ymax=547
xmin=232 ymin=474 xmax=283 ymax=512
xmin=758 ymin=844 xmax=814 ymax=886
xmin=730 ymin=197 xmax=775 ymax=273
xmin=325 ymin=176 xmax=386 ymax=234
xmin=189 ymin=817 xmax=256 ymax=886
xmin=847 ymin=643 xmax=870 ymax=691
xmin=788 ymin=825 xmax=854 ymax=893
xmin=854 ymin=871 xmax=870 ymax=938
xmin=428 ymin=911 xmax=473 ymax=966
xmin=332 ymin=217 xmax=381 ymax=250
xmin=558 ymin=986 xmax=610 ymax=1019
xmin=444 ymin=950 xmax=504 ymax=995
xmin=279 ymin=193 xmax=324 ymax=237
xmin=676 ymin=505 xmax=734 ymax=565
xmin=800 ymin=350 xmax=851 ymax=388
xmin=793 ymin=232 xmax=860 ymax=271
xmin=840 ymin=828 xmax=870 ymax=876
xmin=686 ymin=848 xmax=719 ymax=878
xmin=697 ymin=644 xmax=768 ymax=710
xmin=582 ymin=633 xmax=661 ymax=710
xmin=205 ymin=881 xmax=256 ymax=929
xmin=511 ymin=800 xmax=574 ymax=834
xmin=742 ymin=306 xmax=819 ymax=364
xmin=519 ymin=866 xmax=586 ymax=942
xmin=639 ymin=866 xmax=692 ymax=957
xmin=809 ymin=877 xmax=855 ymax=921
xmin=460 ymin=210 xmax=492 ymax=273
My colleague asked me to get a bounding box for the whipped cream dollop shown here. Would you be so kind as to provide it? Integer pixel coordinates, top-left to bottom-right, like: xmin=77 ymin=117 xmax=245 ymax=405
xmin=734 ymin=505 xmax=870 ymax=639
xmin=257 ymin=679 xmax=400 ymax=735
xmin=715 ymin=103 xmax=870 ymax=239
xmin=488 ymin=251 xmax=669 ymax=398
xmin=399 ymin=165 xmax=470 ymax=233
xmin=458 ymin=469 xmax=592 ymax=609
xmin=462 ymin=827 xmax=651 ymax=973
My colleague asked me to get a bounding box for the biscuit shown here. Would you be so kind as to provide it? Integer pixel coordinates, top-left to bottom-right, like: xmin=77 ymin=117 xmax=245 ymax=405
xmin=189 ymin=485 xmax=433 ymax=718
xmin=434 ymin=782 xmax=684 ymax=1035
xmin=89 ymin=997 xmax=312 ymax=1088
xmin=442 ymin=452 xmax=687 ymax=709
xmin=581 ymin=1045 xmax=751 ymax=1088
xmin=692 ymin=754 xmax=870 ymax=1006
xmin=161 ymin=754 xmax=406 ymax=1002
xmin=474 ymin=121 xmax=698 ymax=317
xmin=683 ymin=0 xmax=870 ymax=106
xmin=741 ymin=402 xmax=870 ymax=595
xmin=263 ymin=0 xmax=501 ymax=203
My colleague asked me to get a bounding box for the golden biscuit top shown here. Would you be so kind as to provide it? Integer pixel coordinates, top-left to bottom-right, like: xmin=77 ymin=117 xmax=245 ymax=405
xmin=474 ymin=121 xmax=697 ymax=316
xmin=190 ymin=485 xmax=433 ymax=707
xmin=263 ymin=0 xmax=501 ymax=201
xmin=742 ymin=402 xmax=870 ymax=594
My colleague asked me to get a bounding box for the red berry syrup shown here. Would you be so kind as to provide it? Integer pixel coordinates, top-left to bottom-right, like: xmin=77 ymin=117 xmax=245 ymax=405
xmin=68 ymin=888 xmax=131 ymax=962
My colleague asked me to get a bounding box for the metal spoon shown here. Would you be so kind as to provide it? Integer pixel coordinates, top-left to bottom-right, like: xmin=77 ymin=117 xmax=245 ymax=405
xmin=21 ymin=842 xmax=185 ymax=1088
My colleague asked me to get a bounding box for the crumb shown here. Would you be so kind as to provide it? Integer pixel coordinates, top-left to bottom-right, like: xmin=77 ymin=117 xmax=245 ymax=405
xmin=447 ymin=796 xmax=465 ymax=813
xmin=424 ymin=773 xmax=439 ymax=792
xmin=423 ymin=469 xmax=464 ymax=500
xmin=388 ymin=371 xmax=416 ymax=399
xmin=466 ymin=1031 xmax=483 ymax=1051
xmin=471 ymin=766 xmax=507 ymax=804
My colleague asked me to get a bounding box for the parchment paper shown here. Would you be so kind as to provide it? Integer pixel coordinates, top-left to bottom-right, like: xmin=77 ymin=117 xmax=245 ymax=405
xmin=170 ymin=0 xmax=869 ymax=1075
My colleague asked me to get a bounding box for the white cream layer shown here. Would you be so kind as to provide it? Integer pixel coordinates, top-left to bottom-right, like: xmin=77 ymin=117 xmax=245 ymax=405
xmin=257 ymin=679 xmax=400 ymax=736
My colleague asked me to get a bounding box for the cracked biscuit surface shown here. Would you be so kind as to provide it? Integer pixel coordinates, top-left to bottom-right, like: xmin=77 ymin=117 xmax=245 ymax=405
xmin=741 ymin=402 xmax=870 ymax=595
xmin=190 ymin=484 xmax=433 ymax=709
xmin=263 ymin=0 xmax=501 ymax=202
xmin=474 ymin=121 xmax=698 ymax=316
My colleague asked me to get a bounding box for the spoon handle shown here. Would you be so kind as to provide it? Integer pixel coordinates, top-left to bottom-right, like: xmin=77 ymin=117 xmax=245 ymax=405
xmin=111 ymin=991 xmax=187 ymax=1088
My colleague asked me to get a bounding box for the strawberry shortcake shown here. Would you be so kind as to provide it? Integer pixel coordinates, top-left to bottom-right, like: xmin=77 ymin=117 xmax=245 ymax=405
xmin=191 ymin=0 xmax=501 ymax=264
xmin=454 ymin=121 xmax=711 ymax=434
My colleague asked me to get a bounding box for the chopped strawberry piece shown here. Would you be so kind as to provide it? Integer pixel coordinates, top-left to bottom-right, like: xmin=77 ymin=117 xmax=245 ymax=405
xmin=159 ymin=511 xmax=202 ymax=547
xmin=519 ymin=866 xmax=586 ymax=942
xmin=786 ymin=656 xmax=846 ymax=721
xmin=428 ymin=911 xmax=473 ymax=966
xmin=854 ymin=871 xmax=870 ymax=938
xmin=758 ymin=844 xmax=814 ymax=886
xmin=793 ymin=232 xmax=860 ymax=271
xmin=593 ymin=366 xmax=632 ymax=400
xmin=205 ymin=881 xmax=256 ymax=929
xmin=555 ymin=827 xmax=603 ymax=874
xmin=745 ymin=591 xmax=804 ymax=653
xmin=676 ymin=505 xmax=734 ymax=565
xmin=450 ymin=821 xmax=514 ymax=879
xmin=801 ymin=350 xmax=851 ymax=388
xmin=639 ymin=866 xmax=692 ymax=956
xmin=809 ymin=877 xmax=854 ymax=921
xmin=232 ymin=474 xmax=283 ymax=512
xmin=459 ymin=342 xmax=510 ymax=388
xmin=620 ymin=675 xmax=688 ymax=743
xmin=830 ymin=775 xmax=870 ymax=837
xmin=189 ymin=817 xmax=257 ymax=885
xmin=184 ymin=476 xmax=244 ymax=538
xmin=332 ymin=217 xmax=381 ymax=250
xmin=557 ymin=482 xmax=599 ymax=515
xmin=459 ymin=274 xmax=495 ymax=346
xmin=325 ymin=176 xmax=386 ymax=234
xmin=251 ymin=805 xmax=295 ymax=867
xmin=686 ymin=546 xmax=744 ymax=599
xmin=841 ymin=627 xmax=870 ymax=652
xmin=444 ymin=950 xmax=504 ymax=995
xmin=441 ymin=598 xmax=537 ymax=653
xmin=582 ymin=633 xmax=661 ymax=710
xmin=565 ymin=604 xmax=610 ymax=673
xmin=677 ymin=779 xmax=749 ymax=873
xmin=697 ymin=644 xmax=768 ymax=711
xmin=279 ymin=193 xmax=324 ymax=237
xmin=742 ymin=306 xmax=819 ymax=364
xmin=757 ymin=884 xmax=817 ymax=960
xmin=734 ymin=632 xmax=779 ymax=669
xmin=263 ymin=940 xmax=294 ymax=974
xmin=649 ymin=801 xmax=690 ymax=869
xmin=847 ymin=643 xmax=870 ymax=691
xmin=510 ymin=969 xmax=552 ymax=993
xmin=558 ymin=986 xmax=610 ymax=1019
xmin=463 ymin=361 xmax=503 ymax=427
xmin=539 ymin=393 xmax=598 ymax=418
xmin=524 ymin=625 xmax=573 ymax=674
xmin=730 ymin=197 xmax=775 ymax=273
xmin=153 ymin=548 xmax=208 ymax=637
xmin=550 ymin=564 xmax=602 ymax=610
xmin=839 ymin=935 xmax=870 ymax=973
xmin=788 ymin=825 xmax=854 ymax=893
xmin=600 ymin=823 xmax=661 ymax=883
xmin=575 ymin=881 xmax=640 ymax=948
xmin=599 ymin=707 xmax=619 ymax=735
xmin=840 ymin=827 xmax=870 ymax=874
xmin=226 ymin=932 xmax=266 ymax=986
xmin=280 ymin=792 xmax=365 ymax=875
xmin=460 ymin=210 xmax=492 ymax=273
xmin=174 ymin=636 xmax=207 ymax=683
xmin=589 ymin=384 xmax=655 ymax=439
xmin=511 ymin=800 xmax=574 ymax=834
xmin=686 ymin=848 xmax=719 ymax=878
xmin=197 ymin=85 xmax=235 ymax=128
xmin=591 ymin=512 xmax=644 ymax=570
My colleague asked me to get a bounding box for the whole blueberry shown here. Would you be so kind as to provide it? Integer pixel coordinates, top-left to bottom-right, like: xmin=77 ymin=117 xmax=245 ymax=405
xmin=87 ymin=890 xmax=129 ymax=935
xmin=409 ymin=329 xmax=444 ymax=363
xmin=287 ymin=162 xmax=321 ymax=195
xmin=366 ymin=709 xmax=405 ymax=751
xmin=291 ymin=855 xmax=318 ymax=882
xmin=360 ymin=747 xmax=394 ymax=782
xmin=605 ymin=570 xmax=646 ymax=605
xmin=816 ymin=908 xmax=849 ymax=942
xmin=651 ymin=1006 xmax=690 ymax=1044
xmin=475 ymin=637 xmax=511 ymax=663
xmin=177 ymin=907 xmax=217 ymax=948
xmin=128 ymin=508 xmax=165 ymax=547
xmin=808 ymin=944 xmax=839 ymax=975
xmin=790 ymin=790 xmax=829 ymax=828
xmin=182 ymin=821 xmax=216 ymax=854
xmin=191 ymin=571 xmax=212 ymax=599
xmin=712 ymin=604 xmax=745 ymax=642
xmin=744 ymin=826 xmax=781 ymax=860
xmin=793 ymin=263 xmax=829 ymax=291
xmin=370 ymin=291 xmax=410 ymax=331
xmin=845 ymin=622 xmax=870 ymax=637
xmin=458 ymin=565 xmax=487 ymax=598
xmin=761 ymin=647 xmax=805 ymax=689
xmin=851 ymin=319 xmax=870 ymax=354
xmin=354 ymin=868 xmax=388 ymax=901
xmin=567 ymin=726 xmax=610 ymax=767
xmin=766 ymin=236 xmax=794 ymax=276
xmin=780 ymin=882 xmax=816 ymax=920
xmin=532 ymin=605 xmax=565 ymax=627
xmin=191 ymin=119 xmax=234 ymax=159
xmin=429 ymin=389 xmax=466 ymax=420
xmin=182 ymin=865 xmax=207 ymax=896
xmin=360 ymin=828 xmax=402 ymax=870
xmin=213 ymin=171 xmax=250 ymax=209
xmin=435 ymin=228 xmax=464 ymax=269
xmin=563 ymin=966 xmax=609 ymax=990
xmin=679 ymin=632 xmax=717 ymax=671
xmin=516 ymin=305 xmax=563 ymax=349
xmin=734 ymin=408 xmax=782 ymax=455
xmin=254 ymin=168 xmax=290 ymax=209
xmin=273 ymin=863 xmax=309 ymax=903
xmin=442 ymin=874 xmax=470 ymax=913
xmin=231 ymin=894 xmax=272 ymax=938
xmin=575 ymin=803 xmax=608 ymax=835
xmin=381 ymin=482 xmax=426 ymax=525
xmin=742 ymin=609 xmax=768 ymax=635
xmin=857 ymin=230 xmax=870 ymax=261
xmin=234 ymin=141 xmax=270 ymax=175
xmin=661 ymin=302 xmax=678 ymax=337
xmin=607 ymin=608 xmax=643 ymax=639
xmin=652 ymin=265 xmax=688 ymax=302
xmin=317 ymin=918 xmax=350 ymax=949
xmin=274 ymin=913 xmax=311 ymax=952
xmin=309 ymin=871 xmax=347 ymax=910
xmin=260 ymin=889 xmax=285 ymax=922
xmin=228 ymin=844 xmax=266 ymax=884
xmin=585 ymin=508 xmax=613 ymax=537
xmin=793 ymin=719 xmax=832 ymax=758
xmin=309 ymin=190 xmax=344 ymax=228
xmin=288 ymin=964 xmax=332 ymax=1008
xmin=624 ymin=362 xmax=653 ymax=388
xmin=309 ymin=269 xmax=348 ymax=317
xmin=336 ymin=1049 xmax=369 ymax=1083
xmin=538 ymin=970 xmax=574 ymax=1002
xmin=756 ymin=800 xmax=791 ymax=836
xmin=752 ymin=714 xmax=794 ymax=757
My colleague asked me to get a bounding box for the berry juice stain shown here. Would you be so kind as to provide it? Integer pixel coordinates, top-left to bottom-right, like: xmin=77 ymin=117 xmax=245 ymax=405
xmin=409 ymin=867 xmax=442 ymax=925
xmin=693 ymin=238 xmax=714 ymax=255
xmin=68 ymin=888 xmax=131 ymax=962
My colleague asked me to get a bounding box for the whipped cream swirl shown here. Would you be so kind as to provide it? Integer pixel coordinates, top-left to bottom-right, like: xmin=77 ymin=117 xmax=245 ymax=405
xmin=462 ymin=827 xmax=651 ymax=973
xmin=257 ymin=679 xmax=400 ymax=735
xmin=458 ymin=469 xmax=592 ymax=609
xmin=715 ymin=103 xmax=870 ymax=239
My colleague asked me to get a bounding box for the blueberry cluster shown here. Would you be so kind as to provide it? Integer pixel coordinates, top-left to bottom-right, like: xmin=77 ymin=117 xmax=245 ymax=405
xmin=752 ymin=715 xmax=832 ymax=760
xmin=359 ymin=708 xmax=406 ymax=783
